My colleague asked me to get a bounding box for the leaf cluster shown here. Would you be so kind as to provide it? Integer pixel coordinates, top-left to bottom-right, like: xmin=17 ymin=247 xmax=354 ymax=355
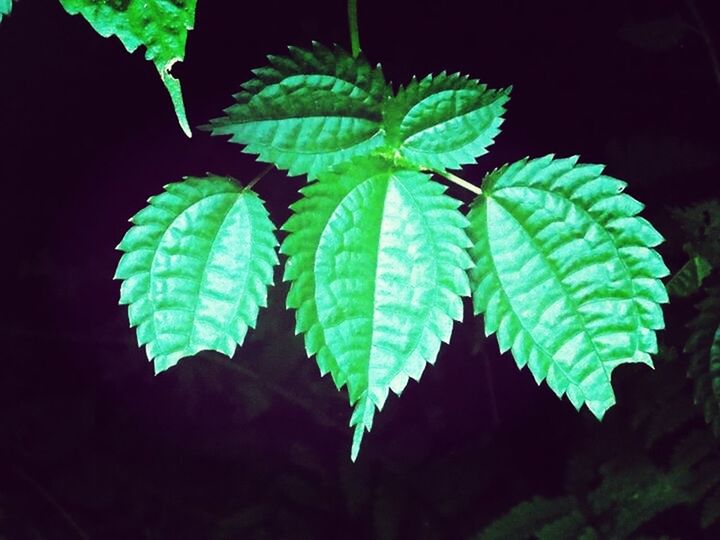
xmin=108 ymin=38 xmax=670 ymax=459
xmin=3 ymin=1 xmax=671 ymax=460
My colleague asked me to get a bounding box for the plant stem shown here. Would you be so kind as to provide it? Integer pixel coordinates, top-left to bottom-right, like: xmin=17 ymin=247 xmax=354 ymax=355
xmin=12 ymin=464 xmax=91 ymax=540
xmin=685 ymin=0 xmax=720 ymax=94
xmin=245 ymin=164 xmax=275 ymax=191
xmin=348 ymin=0 xmax=361 ymax=57
xmin=427 ymin=168 xmax=483 ymax=196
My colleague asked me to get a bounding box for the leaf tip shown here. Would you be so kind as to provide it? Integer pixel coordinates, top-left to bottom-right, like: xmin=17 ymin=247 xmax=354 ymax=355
xmin=350 ymin=423 xmax=364 ymax=462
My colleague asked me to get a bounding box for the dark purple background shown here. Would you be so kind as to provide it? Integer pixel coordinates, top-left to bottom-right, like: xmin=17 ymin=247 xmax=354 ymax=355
xmin=1 ymin=0 xmax=719 ymax=538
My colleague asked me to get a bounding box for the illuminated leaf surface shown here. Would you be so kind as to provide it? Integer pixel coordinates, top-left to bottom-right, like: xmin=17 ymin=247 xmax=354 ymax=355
xmin=208 ymin=43 xmax=388 ymax=179
xmin=58 ymin=0 xmax=197 ymax=136
xmin=281 ymin=157 xmax=472 ymax=459
xmin=115 ymin=176 xmax=278 ymax=373
xmin=687 ymin=288 xmax=720 ymax=435
xmin=0 ymin=0 xmax=12 ymax=22
xmin=383 ymin=73 xmax=510 ymax=171
xmin=468 ymin=155 xmax=669 ymax=418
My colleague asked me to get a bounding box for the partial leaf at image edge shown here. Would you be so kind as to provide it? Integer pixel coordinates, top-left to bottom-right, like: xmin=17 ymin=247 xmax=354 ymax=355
xmin=0 ymin=0 xmax=11 ymax=19
xmin=115 ymin=175 xmax=279 ymax=373
xmin=468 ymin=155 xmax=669 ymax=419
xmin=686 ymin=288 xmax=720 ymax=436
xmin=281 ymin=156 xmax=472 ymax=459
xmin=58 ymin=0 xmax=197 ymax=136
xmin=0 ymin=0 xmax=12 ymax=22
xmin=208 ymin=42 xmax=388 ymax=180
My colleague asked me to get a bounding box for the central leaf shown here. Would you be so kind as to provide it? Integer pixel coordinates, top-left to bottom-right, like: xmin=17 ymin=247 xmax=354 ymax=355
xmin=282 ymin=157 xmax=472 ymax=459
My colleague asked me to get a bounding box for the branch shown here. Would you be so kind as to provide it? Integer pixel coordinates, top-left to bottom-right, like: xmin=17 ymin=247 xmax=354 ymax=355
xmin=12 ymin=465 xmax=91 ymax=540
xmin=244 ymin=163 xmax=275 ymax=191
xmin=348 ymin=0 xmax=361 ymax=57
xmin=424 ymin=168 xmax=483 ymax=196
xmin=685 ymin=0 xmax=720 ymax=94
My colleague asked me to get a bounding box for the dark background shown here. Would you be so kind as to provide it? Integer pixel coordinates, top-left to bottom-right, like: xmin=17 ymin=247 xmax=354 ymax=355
xmin=1 ymin=0 xmax=719 ymax=538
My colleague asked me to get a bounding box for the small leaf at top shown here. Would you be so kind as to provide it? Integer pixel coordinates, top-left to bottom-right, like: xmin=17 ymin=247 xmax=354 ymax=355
xmin=382 ymin=72 xmax=510 ymax=171
xmin=58 ymin=0 xmax=197 ymax=136
xmin=468 ymin=155 xmax=669 ymax=419
xmin=207 ymin=42 xmax=388 ymax=179
xmin=115 ymin=175 xmax=278 ymax=373
xmin=281 ymin=156 xmax=472 ymax=459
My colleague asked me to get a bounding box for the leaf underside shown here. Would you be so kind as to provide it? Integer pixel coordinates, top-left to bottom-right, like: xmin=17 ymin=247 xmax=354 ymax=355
xmin=115 ymin=175 xmax=278 ymax=373
xmin=58 ymin=0 xmax=197 ymax=136
xmin=281 ymin=157 xmax=472 ymax=459
xmin=468 ymin=155 xmax=669 ymax=418
xmin=686 ymin=288 xmax=720 ymax=435
xmin=383 ymin=72 xmax=510 ymax=171
xmin=208 ymin=42 xmax=388 ymax=179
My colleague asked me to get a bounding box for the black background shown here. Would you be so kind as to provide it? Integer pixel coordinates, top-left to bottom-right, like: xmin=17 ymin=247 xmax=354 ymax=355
xmin=1 ymin=0 xmax=719 ymax=538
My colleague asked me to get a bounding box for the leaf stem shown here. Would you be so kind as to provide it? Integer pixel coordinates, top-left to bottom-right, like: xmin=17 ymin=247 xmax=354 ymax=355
xmin=348 ymin=0 xmax=361 ymax=57
xmin=12 ymin=464 xmax=91 ymax=540
xmin=427 ymin=168 xmax=483 ymax=196
xmin=245 ymin=164 xmax=275 ymax=191
xmin=685 ymin=0 xmax=720 ymax=95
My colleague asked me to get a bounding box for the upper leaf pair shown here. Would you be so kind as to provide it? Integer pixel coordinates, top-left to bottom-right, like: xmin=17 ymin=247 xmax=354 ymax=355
xmin=207 ymin=42 xmax=510 ymax=179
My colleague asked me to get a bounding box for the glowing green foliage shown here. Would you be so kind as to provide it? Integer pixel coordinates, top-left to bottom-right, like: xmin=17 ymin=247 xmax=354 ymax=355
xmin=477 ymin=496 xmax=585 ymax=540
xmin=58 ymin=0 xmax=197 ymax=136
xmin=0 ymin=0 xmax=12 ymax=22
xmin=479 ymin=342 xmax=720 ymax=538
xmin=667 ymin=255 xmax=712 ymax=297
xmin=383 ymin=73 xmax=510 ymax=171
xmin=671 ymin=199 xmax=720 ymax=269
xmin=115 ymin=176 xmax=278 ymax=373
xmin=208 ymin=43 xmax=388 ymax=179
xmin=687 ymin=288 xmax=720 ymax=435
xmin=468 ymin=155 xmax=669 ymax=418
xmin=281 ymin=157 xmax=472 ymax=459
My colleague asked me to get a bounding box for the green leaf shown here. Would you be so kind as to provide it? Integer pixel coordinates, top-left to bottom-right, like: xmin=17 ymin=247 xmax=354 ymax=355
xmin=0 ymin=0 xmax=12 ymax=22
xmin=686 ymin=288 xmax=720 ymax=435
xmin=712 ymin=325 xmax=720 ymax=401
xmin=667 ymin=255 xmax=712 ymax=297
xmin=671 ymin=199 xmax=720 ymax=269
xmin=701 ymin=484 xmax=720 ymax=528
xmin=115 ymin=175 xmax=278 ymax=373
xmin=477 ymin=496 xmax=579 ymax=540
xmin=589 ymin=458 xmax=690 ymax=538
xmin=281 ymin=157 xmax=472 ymax=460
xmin=382 ymin=73 xmax=510 ymax=171
xmin=58 ymin=0 xmax=197 ymax=136
xmin=468 ymin=155 xmax=669 ymax=419
xmin=208 ymin=43 xmax=388 ymax=179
